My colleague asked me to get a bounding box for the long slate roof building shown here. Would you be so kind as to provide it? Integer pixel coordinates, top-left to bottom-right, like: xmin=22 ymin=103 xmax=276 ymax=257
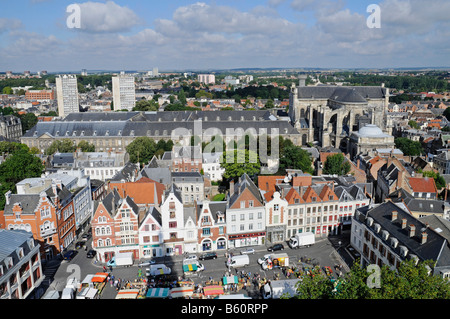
xmin=352 ymin=201 xmax=450 ymax=278
xmin=21 ymin=110 xmax=303 ymax=153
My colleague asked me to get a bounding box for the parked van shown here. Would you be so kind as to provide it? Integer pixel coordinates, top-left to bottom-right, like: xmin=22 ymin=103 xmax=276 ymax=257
xmin=226 ymin=255 xmax=250 ymax=268
xmin=146 ymin=264 xmax=172 ymax=276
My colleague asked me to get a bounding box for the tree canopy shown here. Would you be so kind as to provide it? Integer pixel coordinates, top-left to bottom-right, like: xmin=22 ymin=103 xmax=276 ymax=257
xmin=126 ymin=137 xmax=173 ymax=166
xmin=221 ymin=149 xmax=261 ymax=180
xmin=0 ymin=144 xmax=44 ymax=210
xmin=323 ymin=153 xmax=351 ymax=175
xmin=291 ymin=259 xmax=450 ymax=299
xmin=395 ymin=137 xmax=424 ymax=156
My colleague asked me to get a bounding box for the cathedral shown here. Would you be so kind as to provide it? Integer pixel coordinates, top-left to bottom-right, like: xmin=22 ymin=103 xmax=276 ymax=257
xmin=288 ymin=75 xmax=390 ymax=152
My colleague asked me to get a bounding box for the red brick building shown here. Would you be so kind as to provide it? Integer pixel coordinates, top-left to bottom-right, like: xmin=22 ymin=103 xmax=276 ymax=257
xmin=2 ymin=182 xmax=76 ymax=260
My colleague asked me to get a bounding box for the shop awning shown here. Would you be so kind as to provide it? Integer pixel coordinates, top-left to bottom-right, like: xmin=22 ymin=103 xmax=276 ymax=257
xmin=182 ymin=264 xmax=198 ymax=272
xmin=222 ymin=276 xmax=238 ymax=285
xmin=146 ymin=288 xmax=170 ymax=298
xmin=203 ymin=285 xmax=224 ymax=296
xmin=116 ymin=289 xmax=140 ymax=299
xmin=170 ymin=286 xmax=194 ymax=298
xmin=92 ymin=272 xmax=108 ymax=283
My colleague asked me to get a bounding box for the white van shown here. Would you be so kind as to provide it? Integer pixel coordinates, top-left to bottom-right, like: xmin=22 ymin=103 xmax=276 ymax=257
xmin=226 ymin=255 xmax=250 ymax=268
xmin=146 ymin=264 xmax=172 ymax=276
xmin=61 ymin=287 xmax=74 ymax=299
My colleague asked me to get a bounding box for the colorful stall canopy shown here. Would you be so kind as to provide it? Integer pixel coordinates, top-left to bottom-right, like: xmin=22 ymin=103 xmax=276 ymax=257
xmin=91 ymin=273 xmax=108 ymax=283
xmin=170 ymin=286 xmax=194 ymax=298
xmin=203 ymin=285 xmax=224 ymax=296
xmin=146 ymin=288 xmax=170 ymax=298
xmin=222 ymin=276 xmax=238 ymax=285
xmin=116 ymin=289 xmax=140 ymax=299
xmin=182 ymin=264 xmax=198 ymax=272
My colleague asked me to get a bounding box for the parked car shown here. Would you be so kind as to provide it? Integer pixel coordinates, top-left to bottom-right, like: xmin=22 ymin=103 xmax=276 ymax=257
xmin=240 ymin=248 xmax=255 ymax=255
xmin=75 ymin=241 xmax=85 ymax=249
xmin=199 ymin=252 xmax=218 ymax=260
xmin=63 ymin=250 xmax=77 ymax=261
xmin=81 ymin=233 xmax=91 ymax=242
xmin=86 ymin=250 xmax=97 ymax=258
xmin=267 ymin=244 xmax=284 ymax=252
xmin=138 ymin=260 xmax=156 ymax=267
xmin=183 ymin=255 xmax=198 ymax=263
xmin=257 ymin=254 xmax=271 ymax=265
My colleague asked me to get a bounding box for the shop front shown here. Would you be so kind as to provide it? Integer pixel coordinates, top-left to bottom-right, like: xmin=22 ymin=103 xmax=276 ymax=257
xmin=228 ymin=232 xmax=266 ymax=248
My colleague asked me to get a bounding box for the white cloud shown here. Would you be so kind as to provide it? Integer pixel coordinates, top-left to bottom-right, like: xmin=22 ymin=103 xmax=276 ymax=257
xmin=74 ymin=1 xmax=141 ymax=33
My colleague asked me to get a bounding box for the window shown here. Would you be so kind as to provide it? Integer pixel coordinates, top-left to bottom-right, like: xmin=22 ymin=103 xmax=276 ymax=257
xmin=169 ymin=222 xmax=177 ymax=228
xmin=240 ymin=201 xmax=245 ymax=208
xmin=274 ymin=204 xmax=279 ymax=211
xmin=249 ymin=200 xmax=254 ymax=207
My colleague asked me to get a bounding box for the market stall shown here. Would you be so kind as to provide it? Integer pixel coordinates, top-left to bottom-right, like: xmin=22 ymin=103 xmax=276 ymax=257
xmin=222 ymin=276 xmax=238 ymax=285
xmin=91 ymin=272 xmax=108 ymax=293
xmin=203 ymin=285 xmax=224 ymax=297
xmin=170 ymin=286 xmax=194 ymax=299
xmin=146 ymin=287 xmax=170 ymax=299
xmin=115 ymin=289 xmax=140 ymax=299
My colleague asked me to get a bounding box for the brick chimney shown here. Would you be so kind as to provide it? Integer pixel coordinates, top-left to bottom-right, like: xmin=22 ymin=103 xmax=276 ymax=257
xmin=391 ymin=210 xmax=398 ymax=221
xmin=421 ymin=232 xmax=428 ymax=244
xmin=401 ymin=218 xmax=407 ymax=229
xmin=409 ymin=224 xmax=416 ymax=237
xmin=229 ymin=179 xmax=235 ymax=195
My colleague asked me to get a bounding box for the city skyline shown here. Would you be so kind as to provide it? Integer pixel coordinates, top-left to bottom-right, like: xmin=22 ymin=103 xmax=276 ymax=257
xmin=0 ymin=0 xmax=450 ymax=72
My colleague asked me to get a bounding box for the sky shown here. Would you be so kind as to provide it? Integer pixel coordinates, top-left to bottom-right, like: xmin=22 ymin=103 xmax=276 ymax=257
xmin=0 ymin=0 xmax=449 ymax=72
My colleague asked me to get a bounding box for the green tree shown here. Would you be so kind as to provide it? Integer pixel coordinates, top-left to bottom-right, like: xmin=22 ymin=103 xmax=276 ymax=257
xmin=133 ymin=99 xmax=159 ymax=112
xmin=395 ymin=137 xmax=423 ymax=156
xmin=77 ymin=140 xmax=95 ymax=152
xmin=221 ymin=149 xmax=261 ymax=180
xmin=126 ymin=136 xmax=157 ymax=166
xmin=2 ymin=87 xmax=13 ymax=95
xmin=323 ymin=153 xmax=351 ymax=175
xmin=18 ymin=113 xmax=38 ymax=134
xmin=293 ymin=259 xmax=450 ymax=299
xmin=279 ymin=145 xmax=314 ymax=174
xmin=45 ymin=139 xmax=77 ymax=155
xmin=178 ymin=88 xmax=187 ymax=106
xmin=408 ymin=120 xmax=420 ymax=129
xmin=0 ymin=146 xmax=44 ymax=210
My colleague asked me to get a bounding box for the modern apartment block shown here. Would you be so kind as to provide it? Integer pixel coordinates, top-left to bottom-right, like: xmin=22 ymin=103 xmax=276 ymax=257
xmin=112 ymin=75 xmax=136 ymax=111
xmin=55 ymin=74 xmax=79 ymax=118
xmin=198 ymin=74 xmax=215 ymax=85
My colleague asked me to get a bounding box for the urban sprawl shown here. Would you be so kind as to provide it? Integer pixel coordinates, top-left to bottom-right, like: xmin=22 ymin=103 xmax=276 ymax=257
xmin=1 ymin=69 xmax=450 ymax=300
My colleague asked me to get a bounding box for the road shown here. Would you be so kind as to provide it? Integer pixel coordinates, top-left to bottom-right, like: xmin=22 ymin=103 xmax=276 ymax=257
xmin=36 ymin=232 xmax=354 ymax=299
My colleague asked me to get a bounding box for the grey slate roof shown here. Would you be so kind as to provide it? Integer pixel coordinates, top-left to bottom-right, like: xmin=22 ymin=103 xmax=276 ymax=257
xmin=297 ymin=86 xmax=387 ymax=101
xmin=228 ymin=174 xmax=264 ymax=208
xmin=23 ymin=110 xmax=301 ymax=139
xmin=357 ymin=201 xmax=450 ymax=268
xmin=0 ymin=229 xmax=34 ymax=268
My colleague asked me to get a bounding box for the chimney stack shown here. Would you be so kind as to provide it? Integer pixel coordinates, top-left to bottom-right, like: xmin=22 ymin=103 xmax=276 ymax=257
xmin=421 ymin=232 xmax=428 ymax=244
xmin=409 ymin=224 xmax=416 ymax=237
xmin=391 ymin=210 xmax=398 ymax=221
xmin=401 ymin=218 xmax=407 ymax=229
xmin=230 ymin=179 xmax=235 ymax=194
xmin=5 ymin=190 xmax=11 ymax=206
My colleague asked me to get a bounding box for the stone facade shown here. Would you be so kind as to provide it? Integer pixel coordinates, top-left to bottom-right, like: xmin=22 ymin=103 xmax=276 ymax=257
xmin=289 ymin=80 xmax=390 ymax=150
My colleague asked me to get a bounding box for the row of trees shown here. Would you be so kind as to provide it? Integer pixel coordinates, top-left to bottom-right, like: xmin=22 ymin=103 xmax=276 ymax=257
xmin=45 ymin=139 xmax=95 ymax=155
xmin=289 ymin=259 xmax=450 ymax=299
